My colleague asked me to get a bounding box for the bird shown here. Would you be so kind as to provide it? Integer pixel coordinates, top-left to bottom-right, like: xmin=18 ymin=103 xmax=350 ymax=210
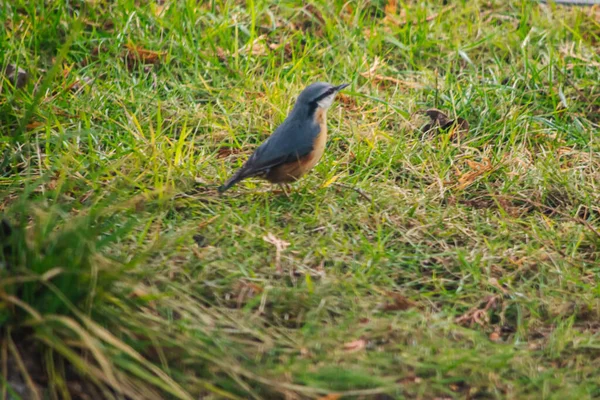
xmin=218 ymin=82 xmax=350 ymax=194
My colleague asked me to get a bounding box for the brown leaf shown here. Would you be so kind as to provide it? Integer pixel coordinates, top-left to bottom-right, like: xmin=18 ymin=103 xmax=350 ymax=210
xmin=383 ymin=2 xmax=407 ymax=26
xmin=337 ymin=93 xmax=360 ymax=112
xmin=489 ymin=332 xmax=501 ymax=342
xmin=317 ymin=395 xmax=341 ymax=400
xmin=383 ymin=292 xmax=414 ymax=311
xmin=384 ymin=0 xmax=397 ymax=15
xmin=456 ymin=158 xmax=492 ymax=190
xmin=124 ymin=43 xmax=165 ymax=67
xmin=452 ymin=119 xmax=470 ymax=136
xmin=234 ymin=280 xmax=264 ymax=296
xmin=25 ymin=121 xmax=43 ymax=130
xmin=421 ymin=109 xmax=469 ymax=140
xmin=336 ymin=92 xmax=355 ymax=105
xmin=343 ymin=338 xmax=366 ymax=352
xmin=233 ymin=280 xmax=264 ymax=308
xmin=340 ymin=3 xmax=354 ymax=23
xmin=4 ymin=64 xmax=28 ymax=89
xmin=495 ymin=195 xmax=524 ymax=217
xmin=422 ymin=109 xmax=452 ymax=130
xmin=215 ymin=47 xmax=228 ymax=62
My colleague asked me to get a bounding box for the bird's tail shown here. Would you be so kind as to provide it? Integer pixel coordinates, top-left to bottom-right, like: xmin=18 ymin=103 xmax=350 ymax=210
xmin=218 ymin=169 xmax=245 ymax=193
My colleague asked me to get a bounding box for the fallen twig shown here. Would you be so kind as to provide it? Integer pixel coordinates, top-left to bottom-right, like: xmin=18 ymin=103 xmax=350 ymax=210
xmin=333 ymin=183 xmax=372 ymax=202
xmin=456 ymin=295 xmax=501 ymax=327
xmin=263 ymin=233 xmax=290 ymax=274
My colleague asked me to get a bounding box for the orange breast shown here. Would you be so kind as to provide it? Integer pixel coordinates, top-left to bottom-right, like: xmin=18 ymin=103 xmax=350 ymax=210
xmin=265 ymin=108 xmax=328 ymax=184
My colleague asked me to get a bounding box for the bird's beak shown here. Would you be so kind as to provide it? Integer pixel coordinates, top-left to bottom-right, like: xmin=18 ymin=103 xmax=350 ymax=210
xmin=334 ymin=83 xmax=350 ymax=91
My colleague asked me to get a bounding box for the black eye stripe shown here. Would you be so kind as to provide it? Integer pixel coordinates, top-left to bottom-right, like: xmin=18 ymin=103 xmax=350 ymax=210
xmin=314 ymin=88 xmax=335 ymax=102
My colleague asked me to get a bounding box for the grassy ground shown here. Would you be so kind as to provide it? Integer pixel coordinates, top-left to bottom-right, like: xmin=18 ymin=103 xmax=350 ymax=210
xmin=1 ymin=0 xmax=600 ymax=398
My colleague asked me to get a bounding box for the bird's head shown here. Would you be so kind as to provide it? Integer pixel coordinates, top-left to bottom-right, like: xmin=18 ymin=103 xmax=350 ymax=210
xmin=295 ymin=82 xmax=350 ymax=111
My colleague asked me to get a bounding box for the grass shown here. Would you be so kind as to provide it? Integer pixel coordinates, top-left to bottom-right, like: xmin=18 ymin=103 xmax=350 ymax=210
xmin=1 ymin=0 xmax=600 ymax=398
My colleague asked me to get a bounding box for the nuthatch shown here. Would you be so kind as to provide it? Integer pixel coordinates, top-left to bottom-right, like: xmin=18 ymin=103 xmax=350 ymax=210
xmin=219 ymin=82 xmax=349 ymax=193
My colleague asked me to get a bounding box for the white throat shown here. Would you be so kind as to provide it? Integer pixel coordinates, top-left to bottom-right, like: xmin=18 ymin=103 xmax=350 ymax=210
xmin=317 ymin=93 xmax=336 ymax=109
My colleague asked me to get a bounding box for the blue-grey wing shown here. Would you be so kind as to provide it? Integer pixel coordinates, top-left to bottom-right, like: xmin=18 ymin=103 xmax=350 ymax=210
xmin=241 ymin=118 xmax=320 ymax=176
